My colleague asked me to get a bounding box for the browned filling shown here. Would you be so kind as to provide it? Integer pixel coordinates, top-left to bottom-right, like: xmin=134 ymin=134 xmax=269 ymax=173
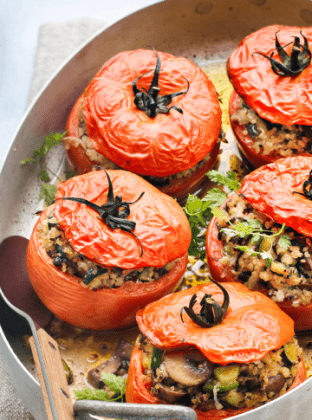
xmin=137 ymin=336 xmax=300 ymax=411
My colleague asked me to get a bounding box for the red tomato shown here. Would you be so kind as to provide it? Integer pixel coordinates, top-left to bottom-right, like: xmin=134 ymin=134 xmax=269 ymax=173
xmin=125 ymin=282 xmax=306 ymax=419
xmin=240 ymin=156 xmax=312 ymax=238
xmin=229 ymin=90 xmax=279 ymax=168
xmin=65 ymin=50 xmax=222 ymax=198
xmin=227 ymin=25 xmax=312 ymax=126
xmin=26 ymin=170 xmax=191 ymax=330
xmin=136 ymin=282 xmax=294 ymax=364
xmin=206 ymin=156 xmax=312 ymax=331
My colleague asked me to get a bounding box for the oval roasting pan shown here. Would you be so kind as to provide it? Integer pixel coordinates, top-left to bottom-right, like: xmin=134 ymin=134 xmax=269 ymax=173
xmin=1 ymin=0 xmax=312 ymax=418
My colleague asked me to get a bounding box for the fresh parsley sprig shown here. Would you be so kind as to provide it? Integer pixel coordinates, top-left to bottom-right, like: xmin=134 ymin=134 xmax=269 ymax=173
xmin=21 ymin=132 xmax=70 ymax=205
xmin=183 ymin=170 xmax=240 ymax=259
xmin=207 ymin=170 xmax=241 ymax=192
xmin=74 ymin=372 xmax=127 ymax=402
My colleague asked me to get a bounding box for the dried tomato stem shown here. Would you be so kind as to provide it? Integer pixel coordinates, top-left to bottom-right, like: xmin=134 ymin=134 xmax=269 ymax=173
xmin=57 ymin=170 xmax=145 ymax=256
xmin=180 ymin=277 xmax=229 ymax=328
xmin=132 ymin=50 xmax=189 ymax=117
xmin=254 ymin=31 xmax=311 ymax=76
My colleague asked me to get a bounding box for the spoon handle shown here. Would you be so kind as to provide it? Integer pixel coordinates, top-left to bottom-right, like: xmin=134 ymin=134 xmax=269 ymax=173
xmin=29 ymin=329 xmax=75 ymax=420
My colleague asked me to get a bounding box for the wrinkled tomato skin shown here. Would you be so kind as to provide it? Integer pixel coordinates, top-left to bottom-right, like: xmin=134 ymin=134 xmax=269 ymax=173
xmin=125 ymin=347 xmax=305 ymax=420
xmin=65 ymin=94 xmax=221 ymax=200
xmin=26 ymin=208 xmax=188 ymax=330
xmin=227 ymin=25 xmax=312 ymax=126
xmin=206 ymin=213 xmax=312 ymax=331
xmin=229 ymin=91 xmax=279 ymax=168
xmin=54 ymin=171 xmax=191 ymax=269
xmin=240 ymin=156 xmax=312 ymax=239
xmin=136 ymin=282 xmax=295 ymax=364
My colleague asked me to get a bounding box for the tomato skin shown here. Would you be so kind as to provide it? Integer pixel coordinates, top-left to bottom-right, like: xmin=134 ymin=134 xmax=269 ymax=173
xmin=125 ymin=347 xmax=305 ymax=420
xmin=65 ymin=92 xmax=221 ymax=200
xmin=65 ymin=50 xmax=221 ymax=179
xmin=227 ymin=25 xmax=312 ymax=126
xmin=26 ymin=210 xmax=188 ymax=330
xmin=229 ymin=90 xmax=280 ymax=168
xmin=136 ymin=282 xmax=295 ymax=364
xmin=54 ymin=170 xmax=191 ymax=269
xmin=240 ymin=156 xmax=312 ymax=239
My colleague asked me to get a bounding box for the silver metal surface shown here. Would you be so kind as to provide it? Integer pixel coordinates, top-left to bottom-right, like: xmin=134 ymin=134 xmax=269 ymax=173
xmin=1 ymin=0 xmax=312 ymax=418
xmin=74 ymin=400 xmax=197 ymax=420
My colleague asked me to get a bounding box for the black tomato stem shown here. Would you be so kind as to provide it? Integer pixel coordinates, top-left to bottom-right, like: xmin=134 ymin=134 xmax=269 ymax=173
xmin=254 ymin=31 xmax=311 ymax=76
xmin=180 ymin=277 xmax=230 ymax=328
xmin=57 ymin=169 xmax=144 ymax=256
xmin=132 ymin=50 xmax=189 ymax=117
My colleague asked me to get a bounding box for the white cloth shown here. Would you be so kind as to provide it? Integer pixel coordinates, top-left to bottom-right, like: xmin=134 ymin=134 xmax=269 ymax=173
xmin=0 ymin=17 xmax=107 ymax=420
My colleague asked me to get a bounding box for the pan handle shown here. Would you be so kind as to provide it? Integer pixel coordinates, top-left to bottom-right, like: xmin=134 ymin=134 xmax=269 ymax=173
xmin=73 ymin=400 xmax=197 ymax=420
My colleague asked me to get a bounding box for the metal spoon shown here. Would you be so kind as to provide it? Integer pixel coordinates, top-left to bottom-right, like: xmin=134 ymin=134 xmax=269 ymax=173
xmin=0 ymin=235 xmax=197 ymax=420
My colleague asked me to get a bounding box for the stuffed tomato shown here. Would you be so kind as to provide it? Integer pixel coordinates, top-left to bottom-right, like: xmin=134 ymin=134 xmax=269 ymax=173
xmin=64 ymin=49 xmax=222 ymax=201
xmin=126 ymin=281 xmax=306 ymax=419
xmin=206 ymin=156 xmax=312 ymax=331
xmin=26 ymin=169 xmax=191 ymax=330
xmin=227 ymin=25 xmax=312 ymax=168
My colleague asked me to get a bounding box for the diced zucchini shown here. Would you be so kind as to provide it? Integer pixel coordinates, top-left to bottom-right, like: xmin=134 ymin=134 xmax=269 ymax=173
xmin=204 ymin=379 xmax=239 ymax=392
xmin=224 ymin=389 xmax=244 ymax=407
xmin=214 ymin=365 xmax=239 ymax=384
xmin=141 ymin=342 xmax=153 ymax=369
xmin=259 ymin=236 xmax=274 ymax=252
xmin=151 ymin=347 xmax=163 ymax=370
xmin=284 ymin=341 xmax=298 ymax=364
xmin=270 ymin=261 xmax=288 ymax=276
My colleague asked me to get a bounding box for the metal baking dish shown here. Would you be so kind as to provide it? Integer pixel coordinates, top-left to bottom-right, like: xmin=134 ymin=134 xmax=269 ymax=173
xmin=2 ymin=0 xmax=312 ymax=418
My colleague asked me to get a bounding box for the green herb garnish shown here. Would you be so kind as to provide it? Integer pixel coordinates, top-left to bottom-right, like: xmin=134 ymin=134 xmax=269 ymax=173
xmin=74 ymin=372 xmax=127 ymax=402
xmin=21 ymin=132 xmax=72 ymax=206
xmin=207 ymin=170 xmax=241 ymax=192
xmin=218 ymin=219 xmax=291 ymax=266
xmin=183 ymin=170 xmax=240 ymax=259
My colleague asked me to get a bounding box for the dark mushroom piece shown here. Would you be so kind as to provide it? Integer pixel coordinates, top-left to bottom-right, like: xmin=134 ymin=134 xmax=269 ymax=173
xmin=163 ymin=350 xmax=213 ymax=387
xmin=153 ymin=381 xmax=187 ymax=404
xmin=87 ymin=339 xmax=133 ymax=388
xmin=265 ymin=374 xmax=286 ymax=395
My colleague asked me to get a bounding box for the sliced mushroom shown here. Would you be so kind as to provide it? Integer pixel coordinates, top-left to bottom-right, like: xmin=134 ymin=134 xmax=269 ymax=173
xmin=265 ymin=374 xmax=286 ymax=395
xmin=153 ymin=382 xmax=187 ymax=403
xmin=87 ymin=339 xmax=133 ymax=388
xmin=164 ymin=350 xmax=212 ymax=387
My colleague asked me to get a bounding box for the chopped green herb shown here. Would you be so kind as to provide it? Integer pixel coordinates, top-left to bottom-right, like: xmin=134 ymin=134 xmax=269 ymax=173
xmin=183 ymin=171 xmax=241 ymax=259
xmin=74 ymin=372 xmax=127 ymax=402
xmin=39 ymin=184 xmax=58 ymax=206
xmin=207 ymin=170 xmax=241 ymax=191
xmin=21 ymin=132 xmax=75 ymax=206
xmin=278 ymin=234 xmax=291 ymax=250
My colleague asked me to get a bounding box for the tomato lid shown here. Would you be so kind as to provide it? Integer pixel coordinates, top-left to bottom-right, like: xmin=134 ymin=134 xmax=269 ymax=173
xmin=227 ymin=25 xmax=312 ymax=126
xmin=240 ymin=156 xmax=312 ymax=237
xmin=82 ymin=49 xmax=221 ymax=177
xmin=136 ymin=282 xmax=294 ymax=364
xmin=54 ymin=170 xmax=191 ymax=269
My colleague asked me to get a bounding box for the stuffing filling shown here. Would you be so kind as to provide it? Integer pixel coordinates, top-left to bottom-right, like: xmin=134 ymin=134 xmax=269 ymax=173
xmin=217 ymin=194 xmax=312 ymax=307
xmin=62 ymin=100 xmax=222 ymax=186
xmin=232 ymin=97 xmax=312 ymax=156
xmin=37 ymin=210 xmax=178 ymax=290
xmin=137 ymin=336 xmax=301 ymax=410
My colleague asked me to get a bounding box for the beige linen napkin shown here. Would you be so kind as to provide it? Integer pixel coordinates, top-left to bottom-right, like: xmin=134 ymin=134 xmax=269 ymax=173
xmin=0 ymin=16 xmax=107 ymax=420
